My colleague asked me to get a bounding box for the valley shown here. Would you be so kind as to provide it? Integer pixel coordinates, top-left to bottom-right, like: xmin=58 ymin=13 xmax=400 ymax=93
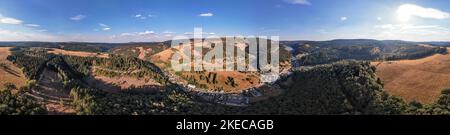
xmin=2 ymin=39 xmax=450 ymax=115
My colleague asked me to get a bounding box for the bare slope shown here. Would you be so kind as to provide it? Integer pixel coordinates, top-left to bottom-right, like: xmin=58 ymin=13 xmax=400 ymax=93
xmin=373 ymin=47 xmax=450 ymax=103
xmin=48 ymin=48 xmax=109 ymax=58
xmin=0 ymin=47 xmax=27 ymax=89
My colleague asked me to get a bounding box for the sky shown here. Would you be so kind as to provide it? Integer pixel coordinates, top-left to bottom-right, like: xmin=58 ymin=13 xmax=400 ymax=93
xmin=0 ymin=0 xmax=450 ymax=42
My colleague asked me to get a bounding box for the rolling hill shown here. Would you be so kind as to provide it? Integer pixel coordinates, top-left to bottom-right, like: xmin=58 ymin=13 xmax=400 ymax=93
xmin=283 ymin=39 xmax=447 ymax=66
xmin=373 ymin=47 xmax=450 ymax=103
xmin=2 ymin=39 xmax=450 ymax=115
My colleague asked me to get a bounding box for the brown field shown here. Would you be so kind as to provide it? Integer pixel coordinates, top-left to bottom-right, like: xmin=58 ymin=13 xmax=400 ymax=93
xmin=179 ymin=71 xmax=261 ymax=93
xmin=0 ymin=47 xmax=27 ymax=89
xmin=121 ymin=44 xmax=288 ymax=93
xmin=372 ymin=47 xmax=450 ymax=103
xmin=150 ymin=48 xmax=184 ymax=68
xmin=48 ymin=48 xmax=109 ymax=58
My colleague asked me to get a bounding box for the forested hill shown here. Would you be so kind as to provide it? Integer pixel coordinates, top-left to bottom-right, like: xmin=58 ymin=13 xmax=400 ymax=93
xmin=236 ymin=61 xmax=406 ymax=114
xmin=233 ymin=61 xmax=450 ymax=115
xmin=0 ymin=42 xmax=166 ymax=53
xmin=65 ymin=60 xmax=432 ymax=115
xmin=2 ymin=39 xmax=448 ymax=66
xmin=283 ymin=39 xmax=448 ymax=66
xmin=421 ymin=41 xmax=450 ymax=47
xmin=68 ymin=60 xmax=407 ymax=115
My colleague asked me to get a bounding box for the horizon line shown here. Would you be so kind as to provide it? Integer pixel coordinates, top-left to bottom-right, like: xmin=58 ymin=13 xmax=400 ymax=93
xmin=1 ymin=38 xmax=450 ymax=44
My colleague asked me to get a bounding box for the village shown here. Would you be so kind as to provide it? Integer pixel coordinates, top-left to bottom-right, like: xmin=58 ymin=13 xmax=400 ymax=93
xmin=162 ymin=66 xmax=293 ymax=106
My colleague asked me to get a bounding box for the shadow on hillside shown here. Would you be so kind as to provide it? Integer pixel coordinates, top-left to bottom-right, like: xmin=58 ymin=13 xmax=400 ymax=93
xmin=1 ymin=65 xmax=21 ymax=77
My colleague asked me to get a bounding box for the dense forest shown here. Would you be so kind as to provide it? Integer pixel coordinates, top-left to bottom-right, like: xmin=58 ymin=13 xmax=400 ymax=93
xmin=7 ymin=47 xmax=168 ymax=85
xmin=242 ymin=61 xmax=406 ymax=114
xmin=0 ymin=83 xmax=47 ymax=115
xmin=66 ymin=61 xmax=450 ymax=115
xmin=3 ymin=47 xmax=174 ymax=114
xmin=284 ymin=39 xmax=448 ymax=66
xmin=7 ymin=48 xmax=56 ymax=79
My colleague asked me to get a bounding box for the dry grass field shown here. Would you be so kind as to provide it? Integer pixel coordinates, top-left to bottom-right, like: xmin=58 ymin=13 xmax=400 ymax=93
xmin=373 ymin=47 xmax=450 ymax=103
xmin=48 ymin=48 xmax=110 ymax=58
xmin=178 ymin=71 xmax=261 ymax=93
xmin=0 ymin=47 xmax=27 ymax=89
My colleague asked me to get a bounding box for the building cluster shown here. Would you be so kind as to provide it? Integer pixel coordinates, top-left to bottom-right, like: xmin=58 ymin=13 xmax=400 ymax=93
xmin=163 ymin=69 xmax=293 ymax=107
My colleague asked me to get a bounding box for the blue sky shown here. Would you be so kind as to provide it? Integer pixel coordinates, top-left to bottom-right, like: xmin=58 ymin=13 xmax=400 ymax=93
xmin=0 ymin=0 xmax=449 ymax=42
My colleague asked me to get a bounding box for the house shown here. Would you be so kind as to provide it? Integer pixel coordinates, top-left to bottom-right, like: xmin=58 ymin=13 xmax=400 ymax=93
xmin=220 ymin=96 xmax=250 ymax=107
xmin=187 ymin=84 xmax=196 ymax=89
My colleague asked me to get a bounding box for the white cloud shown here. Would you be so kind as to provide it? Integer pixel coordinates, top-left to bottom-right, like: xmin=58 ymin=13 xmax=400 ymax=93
xmin=184 ymin=31 xmax=215 ymax=35
xmin=397 ymin=4 xmax=450 ymax=22
xmin=99 ymin=23 xmax=111 ymax=31
xmin=372 ymin=24 xmax=450 ymax=41
xmin=70 ymin=15 xmax=86 ymax=21
xmin=374 ymin=24 xmax=395 ymax=29
xmin=25 ymin=24 xmax=40 ymax=27
xmin=163 ymin=31 xmax=174 ymax=34
xmin=138 ymin=30 xmax=155 ymax=35
xmin=375 ymin=24 xmax=447 ymax=30
xmin=340 ymin=16 xmax=348 ymax=21
xmin=199 ymin=13 xmax=214 ymax=17
xmin=0 ymin=15 xmax=23 ymax=25
xmin=113 ymin=31 xmax=166 ymax=42
xmin=134 ymin=13 xmax=156 ymax=20
xmin=0 ymin=28 xmax=58 ymax=41
xmin=120 ymin=33 xmax=134 ymax=36
xmin=120 ymin=31 xmax=156 ymax=36
xmin=0 ymin=27 xmax=168 ymax=43
xmin=99 ymin=23 xmax=109 ymax=27
xmin=284 ymin=0 xmax=311 ymax=5
xmin=0 ymin=29 xmax=18 ymax=36
xmin=134 ymin=14 xmax=148 ymax=19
